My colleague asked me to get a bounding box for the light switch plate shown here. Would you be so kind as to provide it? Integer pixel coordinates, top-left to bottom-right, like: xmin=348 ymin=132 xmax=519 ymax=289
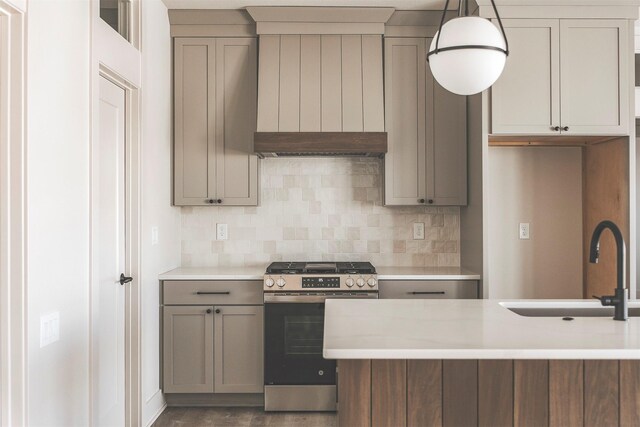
xmin=519 ymin=223 xmax=530 ymax=240
xmin=40 ymin=312 xmax=59 ymax=348
xmin=413 ymin=222 xmax=425 ymax=240
xmin=216 ymin=223 xmax=228 ymax=241
xmin=151 ymin=226 xmax=159 ymax=246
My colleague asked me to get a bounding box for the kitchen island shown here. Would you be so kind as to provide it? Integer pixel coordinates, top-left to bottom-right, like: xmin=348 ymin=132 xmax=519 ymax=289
xmin=324 ymin=299 xmax=640 ymax=427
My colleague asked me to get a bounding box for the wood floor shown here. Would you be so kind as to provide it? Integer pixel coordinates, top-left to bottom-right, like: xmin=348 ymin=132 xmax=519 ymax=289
xmin=153 ymin=407 xmax=338 ymax=427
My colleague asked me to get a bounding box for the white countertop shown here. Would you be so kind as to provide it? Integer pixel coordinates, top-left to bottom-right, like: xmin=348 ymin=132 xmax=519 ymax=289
xmin=159 ymin=267 xmax=265 ymax=281
xmin=323 ymin=299 xmax=640 ymax=360
xmin=377 ymin=266 xmax=480 ymax=280
xmin=159 ymin=266 xmax=481 ymax=281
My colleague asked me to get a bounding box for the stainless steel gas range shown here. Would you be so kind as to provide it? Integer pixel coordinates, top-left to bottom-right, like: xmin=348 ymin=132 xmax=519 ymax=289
xmin=263 ymin=262 xmax=378 ymax=412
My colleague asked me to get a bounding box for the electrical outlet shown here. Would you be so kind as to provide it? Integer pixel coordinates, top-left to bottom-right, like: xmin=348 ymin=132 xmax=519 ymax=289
xmin=151 ymin=226 xmax=159 ymax=246
xmin=519 ymin=223 xmax=530 ymax=240
xmin=216 ymin=223 xmax=228 ymax=241
xmin=413 ymin=222 xmax=425 ymax=240
xmin=40 ymin=312 xmax=60 ymax=348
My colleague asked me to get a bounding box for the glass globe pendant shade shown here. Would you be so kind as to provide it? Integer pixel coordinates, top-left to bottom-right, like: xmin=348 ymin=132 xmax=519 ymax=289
xmin=428 ymin=16 xmax=508 ymax=96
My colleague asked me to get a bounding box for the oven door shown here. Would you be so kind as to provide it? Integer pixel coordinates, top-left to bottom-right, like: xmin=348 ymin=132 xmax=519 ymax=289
xmin=264 ymin=302 xmax=335 ymax=385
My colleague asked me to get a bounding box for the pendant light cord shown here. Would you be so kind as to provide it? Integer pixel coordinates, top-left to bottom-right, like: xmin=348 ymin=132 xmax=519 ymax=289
xmin=430 ymin=0 xmax=510 ymax=59
xmin=490 ymin=0 xmax=509 ymax=55
xmin=433 ymin=0 xmax=451 ymax=55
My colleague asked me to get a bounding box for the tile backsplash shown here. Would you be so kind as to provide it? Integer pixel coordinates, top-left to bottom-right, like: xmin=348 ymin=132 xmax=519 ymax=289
xmin=181 ymin=158 xmax=460 ymax=267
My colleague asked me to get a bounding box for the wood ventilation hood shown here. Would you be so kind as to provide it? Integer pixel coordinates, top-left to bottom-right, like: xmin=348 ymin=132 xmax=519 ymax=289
xmin=248 ymin=7 xmax=393 ymax=158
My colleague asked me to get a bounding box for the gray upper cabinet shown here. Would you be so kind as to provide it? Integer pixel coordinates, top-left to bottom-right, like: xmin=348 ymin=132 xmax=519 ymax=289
xmin=491 ymin=20 xmax=560 ymax=135
xmin=174 ymin=38 xmax=258 ymax=206
xmin=427 ymin=56 xmax=467 ymax=206
xmin=163 ymin=305 xmax=214 ymax=393
xmin=560 ymin=20 xmax=629 ymax=135
xmin=491 ymin=19 xmax=629 ymax=136
xmin=257 ymin=34 xmax=384 ymax=132
xmin=384 ymin=37 xmax=467 ymax=206
xmin=214 ymin=305 xmax=264 ymax=393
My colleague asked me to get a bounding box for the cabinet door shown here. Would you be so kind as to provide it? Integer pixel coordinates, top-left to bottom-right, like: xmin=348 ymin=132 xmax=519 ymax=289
xmin=214 ymin=305 xmax=264 ymax=393
xmin=426 ymin=43 xmax=467 ymax=206
xmin=560 ymin=20 xmax=629 ymax=135
xmin=491 ymin=20 xmax=560 ymax=135
xmin=163 ymin=306 xmax=214 ymax=393
xmin=174 ymin=38 xmax=216 ymax=205
xmin=214 ymin=38 xmax=258 ymax=206
xmin=384 ymin=38 xmax=427 ymax=206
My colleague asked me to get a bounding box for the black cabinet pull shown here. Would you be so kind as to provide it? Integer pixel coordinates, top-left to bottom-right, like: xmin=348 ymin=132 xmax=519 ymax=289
xmin=409 ymin=291 xmax=446 ymax=295
xmin=217 ymin=199 xmax=222 ymax=204
xmin=419 ymin=199 xmax=425 ymax=204
xmin=427 ymin=199 xmax=434 ymax=204
xmin=206 ymin=199 xmax=215 ymax=204
xmin=206 ymin=308 xmax=212 ymax=314
xmin=551 ymin=126 xmax=560 ymax=131
xmin=196 ymin=291 xmax=230 ymax=295
xmin=215 ymin=309 xmax=221 ymax=314
xmin=119 ymin=273 xmax=133 ymax=286
xmin=562 ymin=126 xmax=569 ymax=131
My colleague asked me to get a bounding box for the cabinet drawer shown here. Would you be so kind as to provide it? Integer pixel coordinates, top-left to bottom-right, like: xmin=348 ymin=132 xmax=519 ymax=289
xmin=379 ymin=280 xmax=478 ymax=299
xmin=163 ymin=281 xmax=263 ymax=305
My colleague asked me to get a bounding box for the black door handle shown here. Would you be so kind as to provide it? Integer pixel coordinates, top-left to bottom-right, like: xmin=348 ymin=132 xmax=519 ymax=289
xmin=119 ymin=273 xmax=133 ymax=286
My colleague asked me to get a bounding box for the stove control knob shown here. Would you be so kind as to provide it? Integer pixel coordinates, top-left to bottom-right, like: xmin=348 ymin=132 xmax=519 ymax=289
xmin=265 ymin=277 xmax=275 ymax=287
xmin=276 ymin=277 xmax=286 ymax=288
xmin=345 ymin=278 xmax=355 ymax=287
xmin=367 ymin=277 xmax=377 ymax=287
xmin=356 ymin=277 xmax=365 ymax=287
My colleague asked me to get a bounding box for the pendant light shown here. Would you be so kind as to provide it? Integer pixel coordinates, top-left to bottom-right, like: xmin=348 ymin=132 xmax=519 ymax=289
xmin=427 ymin=0 xmax=509 ymax=96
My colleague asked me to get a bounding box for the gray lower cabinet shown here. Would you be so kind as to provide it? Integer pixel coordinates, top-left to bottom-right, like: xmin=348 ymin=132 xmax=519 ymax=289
xmin=162 ymin=280 xmax=264 ymax=394
xmin=163 ymin=305 xmax=215 ymax=393
xmin=383 ymin=37 xmax=467 ymax=207
xmin=214 ymin=306 xmax=264 ymax=393
xmin=173 ymin=37 xmax=258 ymax=206
xmin=379 ymin=280 xmax=479 ymax=299
xmin=163 ymin=304 xmax=264 ymax=394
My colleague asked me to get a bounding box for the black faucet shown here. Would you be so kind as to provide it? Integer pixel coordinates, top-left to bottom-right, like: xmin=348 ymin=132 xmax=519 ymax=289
xmin=589 ymin=220 xmax=628 ymax=321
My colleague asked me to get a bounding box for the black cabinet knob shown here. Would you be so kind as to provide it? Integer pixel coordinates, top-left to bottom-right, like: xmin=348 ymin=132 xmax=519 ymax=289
xmin=562 ymin=126 xmax=569 ymax=131
xmin=206 ymin=309 xmax=212 ymax=314
xmin=206 ymin=199 xmax=214 ymax=204
xmin=217 ymin=199 xmax=222 ymax=204
xmin=551 ymin=126 xmax=560 ymax=131
xmin=428 ymin=199 xmax=434 ymax=204
xmin=119 ymin=273 xmax=133 ymax=285
xmin=419 ymin=199 xmax=425 ymax=204
xmin=215 ymin=309 xmax=221 ymax=314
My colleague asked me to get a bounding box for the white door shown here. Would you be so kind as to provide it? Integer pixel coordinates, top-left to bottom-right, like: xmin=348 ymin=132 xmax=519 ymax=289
xmin=94 ymin=76 xmax=127 ymax=427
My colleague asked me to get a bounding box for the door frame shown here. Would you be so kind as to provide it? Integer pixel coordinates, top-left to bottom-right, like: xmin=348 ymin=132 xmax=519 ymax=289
xmin=91 ymin=67 xmax=141 ymax=427
xmin=0 ymin=1 xmax=26 ymax=426
xmin=90 ymin=4 xmax=142 ymax=424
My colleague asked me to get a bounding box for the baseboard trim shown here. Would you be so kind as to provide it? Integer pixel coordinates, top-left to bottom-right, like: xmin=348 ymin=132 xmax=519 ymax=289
xmin=145 ymin=402 xmax=167 ymax=427
xmin=165 ymin=393 xmax=264 ymax=407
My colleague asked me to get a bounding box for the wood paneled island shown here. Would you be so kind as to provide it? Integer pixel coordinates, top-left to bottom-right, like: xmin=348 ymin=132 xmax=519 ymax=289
xmin=324 ymin=300 xmax=640 ymax=427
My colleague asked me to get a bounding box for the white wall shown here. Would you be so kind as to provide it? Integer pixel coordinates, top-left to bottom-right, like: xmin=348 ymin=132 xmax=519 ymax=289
xmin=27 ymin=1 xmax=91 ymax=425
xmin=140 ymin=1 xmax=180 ymax=425
xmin=488 ymin=147 xmax=584 ymax=299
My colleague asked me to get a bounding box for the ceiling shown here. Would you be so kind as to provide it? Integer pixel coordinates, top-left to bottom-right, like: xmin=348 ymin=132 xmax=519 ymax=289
xmin=161 ymin=0 xmax=460 ymax=10
xmin=162 ymin=0 xmax=640 ymax=10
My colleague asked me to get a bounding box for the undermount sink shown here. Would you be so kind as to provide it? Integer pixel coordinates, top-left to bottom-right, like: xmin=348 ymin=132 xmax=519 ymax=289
xmin=500 ymin=301 xmax=640 ymax=318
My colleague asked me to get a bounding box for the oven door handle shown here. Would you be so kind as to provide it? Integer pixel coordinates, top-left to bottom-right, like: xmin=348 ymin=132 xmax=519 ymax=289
xmin=263 ymin=293 xmax=378 ymax=303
